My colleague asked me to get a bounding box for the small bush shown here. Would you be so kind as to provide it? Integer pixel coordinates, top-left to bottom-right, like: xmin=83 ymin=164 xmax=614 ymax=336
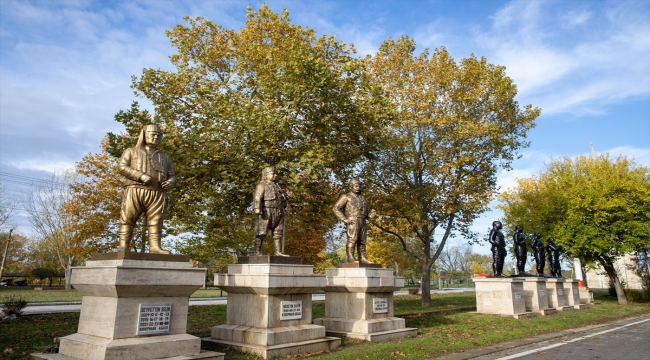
xmin=1 ymin=295 xmax=29 ymax=316
xmin=408 ymin=288 xmax=419 ymax=295
xmin=625 ymin=289 xmax=648 ymax=303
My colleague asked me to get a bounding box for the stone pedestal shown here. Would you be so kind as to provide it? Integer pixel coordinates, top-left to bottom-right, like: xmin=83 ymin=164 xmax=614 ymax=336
xmin=522 ymin=278 xmax=556 ymax=315
xmin=579 ymin=287 xmax=594 ymax=305
xmin=32 ymin=252 xmax=224 ymax=360
xmin=545 ymin=278 xmax=573 ymax=311
xmin=313 ymin=266 xmax=417 ymax=342
xmin=204 ymin=260 xmax=340 ymax=359
xmin=567 ymin=281 xmax=588 ymax=309
xmin=473 ymin=277 xmax=533 ymax=319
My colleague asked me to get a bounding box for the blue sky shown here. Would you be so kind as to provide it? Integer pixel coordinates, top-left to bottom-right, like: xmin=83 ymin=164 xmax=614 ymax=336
xmin=1 ymin=0 xmax=649 ymax=253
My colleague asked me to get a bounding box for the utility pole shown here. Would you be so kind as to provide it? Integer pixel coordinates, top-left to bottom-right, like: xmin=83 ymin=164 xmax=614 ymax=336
xmin=0 ymin=229 xmax=13 ymax=282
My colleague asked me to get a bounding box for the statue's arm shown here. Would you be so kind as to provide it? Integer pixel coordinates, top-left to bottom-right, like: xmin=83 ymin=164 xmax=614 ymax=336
xmin=332 ymin=195 xmax=348 ymax=223
xmin=253 ymin=183 xmax=264 ymax=214
xmin=118 ymin=149 xmax=145 ymax=182
xmin=488 ymin=230 xmax=497 ymax=246
xmin=163 ymin=156 xmax=176 ymax=189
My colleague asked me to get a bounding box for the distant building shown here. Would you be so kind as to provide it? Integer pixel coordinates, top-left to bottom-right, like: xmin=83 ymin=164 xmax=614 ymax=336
xmin=585 ymin=253 xmax=643 ymax=289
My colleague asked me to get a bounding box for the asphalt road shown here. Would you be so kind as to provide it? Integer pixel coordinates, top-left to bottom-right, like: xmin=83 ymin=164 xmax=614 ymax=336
xmin=469 ymin=315 xmax=650 ymax=360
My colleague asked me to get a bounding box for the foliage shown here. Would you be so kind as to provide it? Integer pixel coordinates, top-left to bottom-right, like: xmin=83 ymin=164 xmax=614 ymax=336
xmin=499 ymin=155 xmax=650 ymax=305
xmin=0 ymin=232 xmax=30 ymax=274
xmin=0 ymin=183 xmax=17 ymax=229
xmin=31 ymin=268 xmax=57 ymax=286
xmin=466 ymin=253 xmax=494 ymax=275
xmin=363 ymin=37 xmax=539 ymax=306
xmin=22 ymin=172 xmax=93 ymax=290
xmin=106 ymin=5 xmax=387 ymax=267
xmin=437 ymin=243 xmax=473 ymax=276
xmin=1 ymin=294 xmax=28 ymax=316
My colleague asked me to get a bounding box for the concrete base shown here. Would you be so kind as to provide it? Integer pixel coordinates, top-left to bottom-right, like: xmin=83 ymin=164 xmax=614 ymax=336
xmin=522 ymin=278 xmax=554 ymax=314
xmin=556 ymin=306 xmax=575 ymax=311
xmin=210 ymin=263 xmax=338 ymax=359
xmin=472 ymin=277 xmax=528 ymax=317
xmin=325 ymin=328 xmax=418 ymax=342
xmin=35 ymin=256 xmax=225 ymax=360
xmin=468 ymin=311 xmax=534 ymax=319
xmin=566 ymin=281 xmax=582 ymax=307
xmin=574 ymin=304 xmax=589 ymax=310
xmin=202 ymin=336 xmax=340 ymax=359
xmin=32 ymin=350 xmax=223 ymax=360
xmin=535 ymin=308 xmax=557 ymax=315
xmin=32 ymin=334 xmax=224 ymax=360
xmin=314 ymin=267 xmax=416 ymax=342
xmin=546 ymin=279 xmax=569 ymax=308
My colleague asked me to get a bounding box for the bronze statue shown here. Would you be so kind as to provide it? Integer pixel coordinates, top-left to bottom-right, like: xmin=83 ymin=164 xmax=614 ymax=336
xmin=253 ymin=166 xmax=288 ymax=257
xmin=531 ymin=232 xmax=546 ymax=276
xmin=513 ymin=225 xmax=531 ymax=276
xmin=333 ymin=178 xmax=376 ymax=264
xmin=488 ymin=221 xmax=507 ymax=277
xmin=117 ymin=124 xmax=176 ymax=254
xmin=546 ymin=237 xmax=562 ymax=278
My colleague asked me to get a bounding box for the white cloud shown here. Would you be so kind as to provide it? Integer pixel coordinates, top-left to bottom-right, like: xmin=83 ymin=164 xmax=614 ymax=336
xmin=475 ymin=0 xmax=650 ymax=116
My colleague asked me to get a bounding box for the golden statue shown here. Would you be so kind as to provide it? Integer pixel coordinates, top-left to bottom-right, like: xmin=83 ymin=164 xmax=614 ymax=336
xmin=333 ymin=178 xmax=376 ymax=263
xmin=117 ymin=125 xmax=176 ymax=254
xmin=253 ymin=166 xmax=288 ymax=256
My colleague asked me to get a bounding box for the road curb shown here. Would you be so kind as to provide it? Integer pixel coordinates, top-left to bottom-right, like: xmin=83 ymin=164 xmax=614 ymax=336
xmin=430 ymin=313 xmax=650 ymax=360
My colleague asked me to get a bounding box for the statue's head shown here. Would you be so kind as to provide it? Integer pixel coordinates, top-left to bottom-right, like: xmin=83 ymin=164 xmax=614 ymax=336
xmin=548 ymin=237 xmax=555 ymax=244
xmin=262 ymin=166 xmax=277 ymax=182
xmin=348 ymin=178 xmax=362 ymax=194
xmin=515 ymin=225 xmax=523 ymax=232
xmin=533 ymin=232 xmax=541 ymax=239
xmin=492 ymin=221 xmax=502 ymax=230
xmin=136 ymin=124 xmax=163 ymax=149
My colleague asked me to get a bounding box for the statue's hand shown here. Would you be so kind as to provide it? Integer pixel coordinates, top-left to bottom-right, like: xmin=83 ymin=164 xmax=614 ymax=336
xmin=368 ymin=209 xmax=377 ymax=219
xmin=254 ymin=208 xmax=261 ymax=215
xmin=344 ymin=217 xmax=353 ymax=225
xmin=140 ymin=174 xmax=153 ymax=185
xmin=161 ymin=180 xmax=174 ymax=190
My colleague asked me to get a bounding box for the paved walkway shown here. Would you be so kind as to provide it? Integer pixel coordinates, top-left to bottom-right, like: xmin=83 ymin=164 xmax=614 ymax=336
xmin=20 ymin=288 xmax=475 ymax=315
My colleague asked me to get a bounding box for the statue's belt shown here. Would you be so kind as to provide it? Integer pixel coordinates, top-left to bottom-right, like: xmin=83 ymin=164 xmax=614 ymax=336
xmin=127 ymin=183 xmax=165 ymax=191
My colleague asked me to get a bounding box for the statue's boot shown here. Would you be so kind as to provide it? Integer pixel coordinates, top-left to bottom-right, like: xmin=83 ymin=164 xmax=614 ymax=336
xmin=346 ymin=243 xmax=356 ymax=263
xmin=358 ymin=243 xmax=375 ymax=264
xmin=148 ymin=225 xmax=171 ymax=255
xmin=118 ymin=224 xmax=133 ymax=251
xmin=254 ymin=236 xmax=264 ymax=256
xmin=273 ymin=237 xmax=289 ymax=257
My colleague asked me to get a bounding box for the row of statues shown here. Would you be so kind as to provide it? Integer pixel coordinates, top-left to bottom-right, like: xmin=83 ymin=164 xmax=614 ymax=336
xmin=489 ymin=221 xmax=562 ymax=278
xmin=114 ymin=125 xmax=562 ymax=274
xmin=115 ymin=125 xmax=375 ymax=264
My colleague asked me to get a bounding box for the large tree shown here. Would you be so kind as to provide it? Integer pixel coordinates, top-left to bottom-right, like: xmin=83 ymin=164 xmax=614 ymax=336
xmin=499 ymin=155 xmax=650 ymax=305
xmin=106 ymin=5 xmax=386 ymax=266
xmin=363 ymin=37 xmax=539 ymax=306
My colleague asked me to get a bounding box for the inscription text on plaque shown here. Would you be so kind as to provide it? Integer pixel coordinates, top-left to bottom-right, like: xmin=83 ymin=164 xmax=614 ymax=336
xmin=373 ymin=298 xmax=388 ymax=314
xmin=137 ymin=303 xmax=172 ymax=335
xmin=280 ymin=300 xmax=302 ymax=320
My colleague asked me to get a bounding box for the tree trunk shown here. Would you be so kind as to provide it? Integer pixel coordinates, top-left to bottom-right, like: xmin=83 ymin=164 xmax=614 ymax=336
xmin=602 ymin=257 xmax=627 ymax=305
xmin=64 ymin=267 xmax=72 ymax=290
xmin=421 ymin=235 xmax=433 ymax=306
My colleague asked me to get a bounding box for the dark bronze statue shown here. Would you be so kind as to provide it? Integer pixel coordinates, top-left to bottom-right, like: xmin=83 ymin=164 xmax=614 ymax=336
xmin=488 ymin=221 xmax=507 ymax=277
xmin=253 ymin=166 xmax=288 ymax=257
xmin=531 ymin=232 xmax=546 ymax=276
xmin=546 ymin=237 xmax=562 ymax=278
xmin=333 ymin=178 xmax=376 ymax=264
xmin=117 ymin=124 xmax=176 ymax=254
xmin=513 ymin=225 xmax=531 ymax=276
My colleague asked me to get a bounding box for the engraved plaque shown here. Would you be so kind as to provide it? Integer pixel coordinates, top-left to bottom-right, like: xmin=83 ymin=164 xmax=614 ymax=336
xmin=558 ymin=289 xmax=564 ymax=295
xmin=573 ymin=288 xmax=578 ymax=294
xmin=137 ymin=303 xmax=172 ymax=335
xmin=539 ymin=290 xmax=546 ymax=297
xmin=373 ymin=298 xmax=388 ymax=313
xmin=514 ymin=292 xmax=522 ymax=300
xmin=280 ymin=300 xmax=302 ymax=320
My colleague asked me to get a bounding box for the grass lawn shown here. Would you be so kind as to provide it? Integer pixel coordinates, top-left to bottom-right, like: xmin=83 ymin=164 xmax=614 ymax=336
xmin=0 ymin=287 xmax=227 ymax=303
xmin=1 ymin=290 xmax=649 ymax=360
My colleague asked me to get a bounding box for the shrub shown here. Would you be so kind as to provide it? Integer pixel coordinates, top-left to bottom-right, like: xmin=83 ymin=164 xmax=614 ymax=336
xmin=625 ymin=289 xmax=648 ymax=303
xmin=1 ymin=295 xmax=29 ymax=316
xmin=408 ymin=288 xmax=419 ymax=295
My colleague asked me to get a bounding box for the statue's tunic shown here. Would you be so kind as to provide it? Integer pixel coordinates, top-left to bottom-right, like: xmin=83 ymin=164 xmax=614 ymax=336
xmin=532 ymin=237 xmax=545 ymax=275
xmin=118 ymin=146 xmax=176 ymax=227
xmin=513 ymin=231 xmax=527 ymax=272
xmin=333 ymin=192 xmax=370 ymax=246
xmin=253 ymin=180 xmax=286 ymax=237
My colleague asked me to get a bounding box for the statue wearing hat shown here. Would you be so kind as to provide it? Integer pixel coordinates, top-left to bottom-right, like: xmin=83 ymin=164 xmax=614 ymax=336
xmin=333 ymin=178 xmax=376 ymax=264
xmin=117 ymin=124 xmax=176 ymax=254
xmin=253 ymin=166 xmax=288 ymax=256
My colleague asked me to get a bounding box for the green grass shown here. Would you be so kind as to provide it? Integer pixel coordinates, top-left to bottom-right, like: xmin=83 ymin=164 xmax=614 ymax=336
xmin=0 ymin=287 xmax=227 ymax=303
xmin=1 ymin=291 xmax=649 ymax=360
